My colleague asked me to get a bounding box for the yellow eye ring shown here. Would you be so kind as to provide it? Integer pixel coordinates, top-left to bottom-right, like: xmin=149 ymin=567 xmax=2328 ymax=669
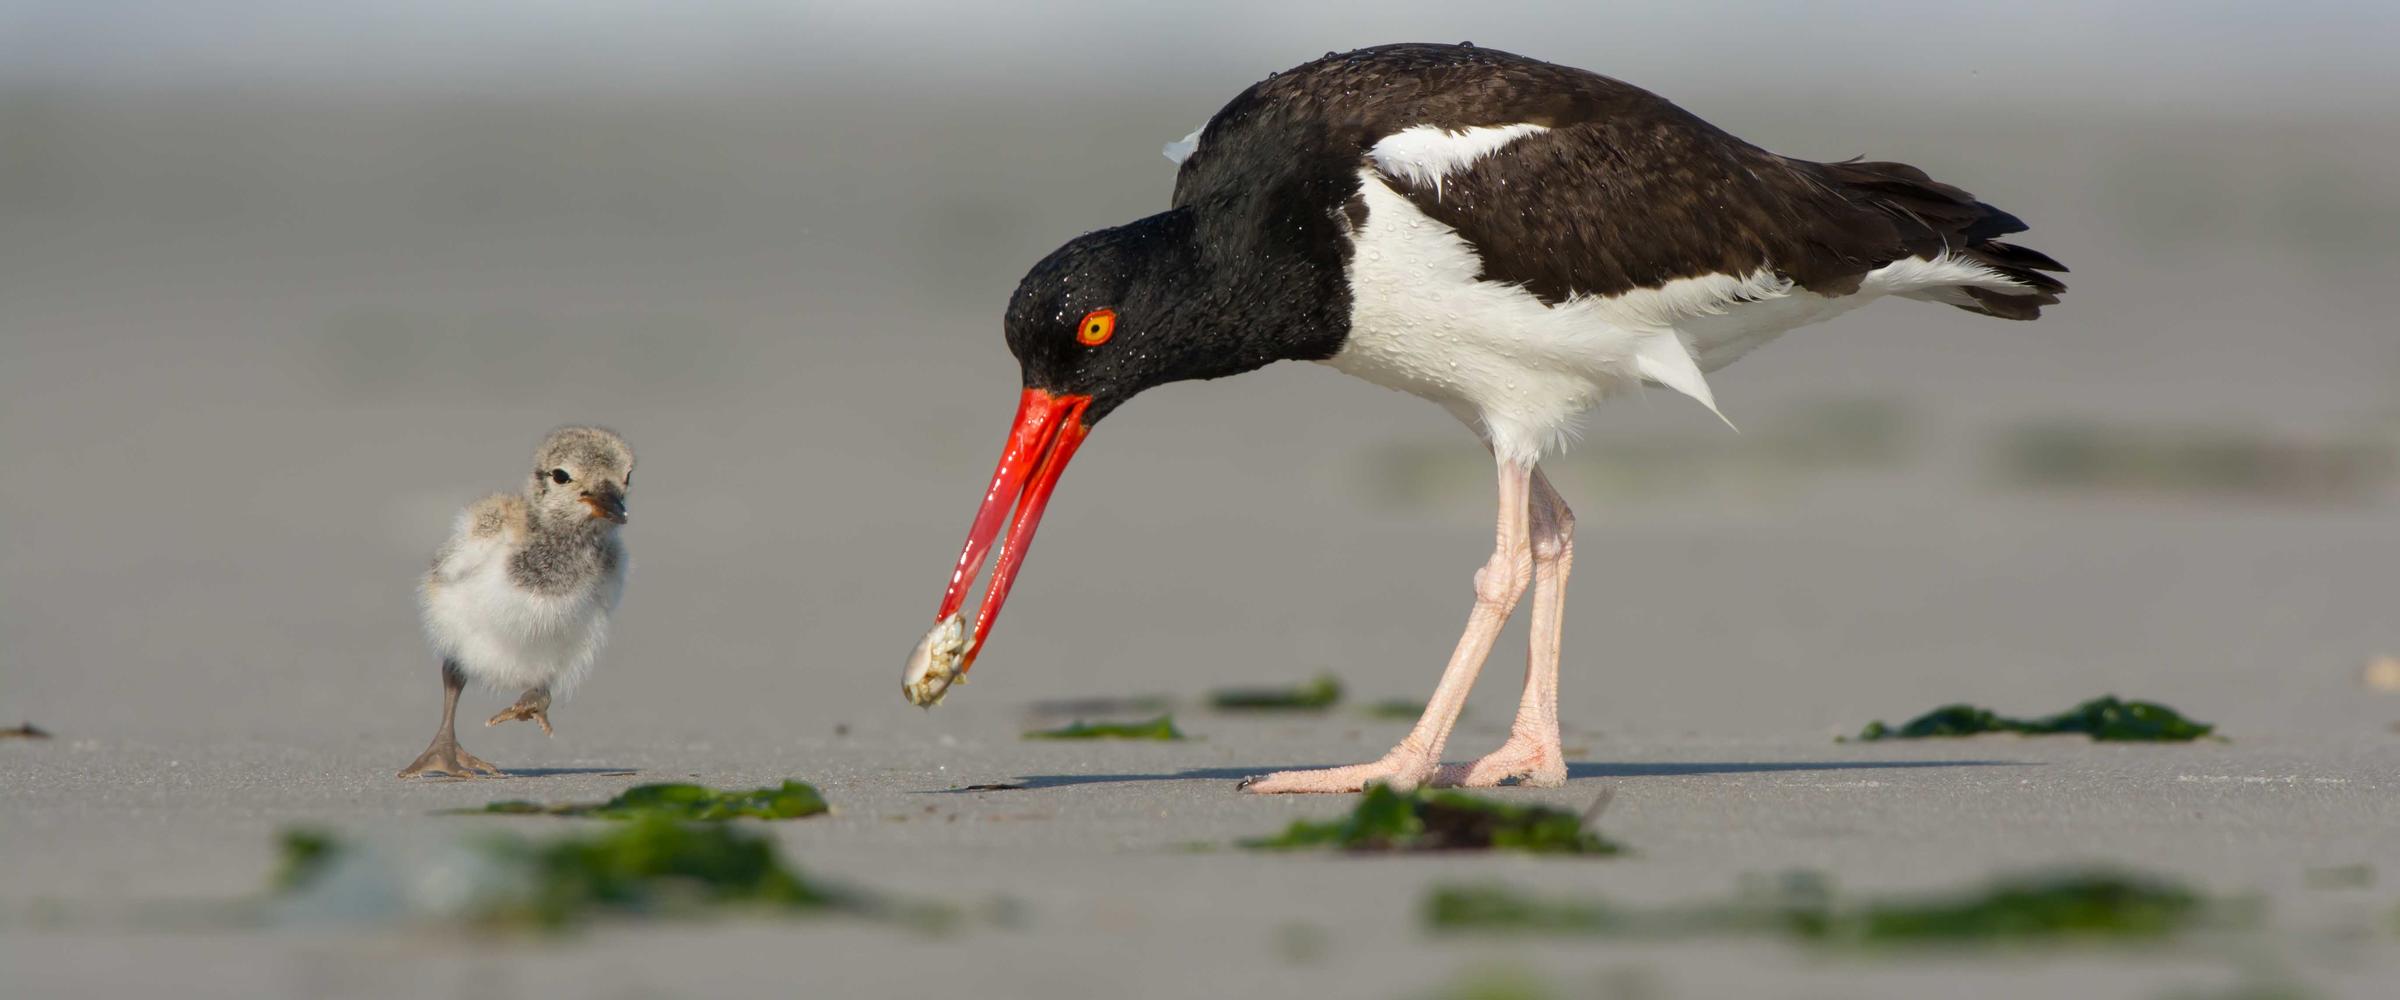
xmin=1076 ymin=308 xmax=1117 ymax=346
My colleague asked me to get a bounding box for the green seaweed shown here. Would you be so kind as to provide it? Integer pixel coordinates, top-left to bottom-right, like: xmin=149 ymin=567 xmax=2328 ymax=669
xmin=1852 ymin=695 xmax=2216 ymax=742
xmin=501 ymin=815 xmax=837 ymax=927
xmin=274 ymin=828 xmax=342 ymax=890
xmin=1210 ymin=673 xmax=1343 ymax=711
xmin=1363 ymin=699 xmax=1426 ymax=720
xmin=1995 ymin=422 xmax=2391 ymax=503
xmin=1428 ymin=868 xmax=2220 ymax=948
xmin=472 ymin=780 xmax=829 ymax=821
xmin=277 ymin=816 xmax=853 ymax=930
xmin=1831 ymin=871 xmax=2203 ymax=944
xmin=1245 ymin=784 xmax=1619 ymax=855
xmin=1427 ymin=883 xmax=1624 ymax=933
xmin=2303 ymin=864 xmax=2374 ymax=890
xmin=1024 ymin=714 xmax=1186 ymax=740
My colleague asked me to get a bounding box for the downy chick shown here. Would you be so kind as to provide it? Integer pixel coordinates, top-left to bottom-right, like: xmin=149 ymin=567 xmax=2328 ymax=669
xmin=400 ymin=426 xmax=633 ymax=778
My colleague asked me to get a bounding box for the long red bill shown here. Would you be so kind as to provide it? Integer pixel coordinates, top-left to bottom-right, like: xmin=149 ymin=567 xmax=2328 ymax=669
xmin=906 ymin=387 xmax=1090 ymax=706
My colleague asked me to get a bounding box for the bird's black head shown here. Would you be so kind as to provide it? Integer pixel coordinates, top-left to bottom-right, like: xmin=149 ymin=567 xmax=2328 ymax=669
xmin=1003 ymin=208 xmax=1207 ymax=425
xmin=902 ymin=199 xmax=1352 ymax=707
xmin=1003 ymin=203 xmax=1353 ymax=424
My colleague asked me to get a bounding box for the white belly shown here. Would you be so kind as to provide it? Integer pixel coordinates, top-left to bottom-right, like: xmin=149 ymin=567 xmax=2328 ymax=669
xmin=422 ymin=553 xmax=620 ymax=695
xmin=1326 ymin=171 xmax=1895 ymax=463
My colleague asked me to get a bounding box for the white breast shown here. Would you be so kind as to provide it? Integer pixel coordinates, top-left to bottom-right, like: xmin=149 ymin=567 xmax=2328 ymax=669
xmin=420 ymin=521 xmax=623 ymax=696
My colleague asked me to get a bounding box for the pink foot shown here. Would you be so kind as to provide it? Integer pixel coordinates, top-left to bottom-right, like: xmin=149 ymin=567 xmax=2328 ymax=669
xmin=1241 ymin=752 xmax=1438 ymax=794
xmin=1434 ymin=736 xmax=1566 ymax=788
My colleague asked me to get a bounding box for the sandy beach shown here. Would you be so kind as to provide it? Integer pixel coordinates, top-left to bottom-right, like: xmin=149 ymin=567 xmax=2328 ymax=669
xmin=7 ymin=7 xmax=2400 ymax=997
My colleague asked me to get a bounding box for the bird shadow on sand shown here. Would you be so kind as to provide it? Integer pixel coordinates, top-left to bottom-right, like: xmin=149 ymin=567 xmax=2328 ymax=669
xmin=505 ymin=767 xmax=641 ymax=778
xmin=411 ymin=767 xmax=640 ymax=781
xmin=941 ymin=758 xmax=2027 ymax=792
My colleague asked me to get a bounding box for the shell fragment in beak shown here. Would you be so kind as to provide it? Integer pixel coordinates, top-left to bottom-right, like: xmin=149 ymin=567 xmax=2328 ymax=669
xmin=902 ymin=614 xmax=968 ymax=707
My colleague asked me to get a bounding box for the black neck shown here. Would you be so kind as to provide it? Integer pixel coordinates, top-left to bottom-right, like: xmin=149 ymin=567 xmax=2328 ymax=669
xmin=1144 ymin=193 xmax=1354 ymax=377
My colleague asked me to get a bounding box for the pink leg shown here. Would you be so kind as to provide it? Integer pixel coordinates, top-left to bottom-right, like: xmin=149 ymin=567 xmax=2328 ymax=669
xmin=1243 ymin=457 xmax=1534 ymax=794
xmin=1438 ymin=468 xmax=1574 ymax=788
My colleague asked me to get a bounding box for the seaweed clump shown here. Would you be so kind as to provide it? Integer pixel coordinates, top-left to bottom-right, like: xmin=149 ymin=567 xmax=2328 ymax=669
xmin=1024 ymin=714 xmax=1186 ymax=740
xmin=275 ymin=816 xmax=852 ymax=930
xmin=274 ymin=828 xmax=343 ymax=890
xmin=1211 ymin=673 xmax=1343 ymax=711
xmin=1246 ymin=784 xmax=1618 ymax=855
xmin=1428 ymin=868 xmax=2218 ymax=948
xmin=475 ymin=781 xmax=829 ymax=821
xmin=502 ymin=815 xmax=836 ymax=925
xmin=1852 ymin=696 xmax=2215 ymax=742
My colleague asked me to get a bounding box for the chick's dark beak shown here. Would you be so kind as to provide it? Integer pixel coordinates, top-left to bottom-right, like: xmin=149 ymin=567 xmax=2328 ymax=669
xmin=580 ymin=485 xmax=628 ymax=524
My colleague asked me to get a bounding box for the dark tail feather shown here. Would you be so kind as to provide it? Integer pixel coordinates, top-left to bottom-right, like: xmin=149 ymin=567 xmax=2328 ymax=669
xmin=1824 ymin=159 xmax=2069 ymax=320
xmin=1955 ymin=238 xmax=2067 ymax=320
xmin=1960 ymin=201 xmax=2029 ymax=242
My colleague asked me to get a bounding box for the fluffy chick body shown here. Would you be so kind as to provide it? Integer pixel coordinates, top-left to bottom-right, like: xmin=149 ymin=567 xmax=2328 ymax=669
xmin=421 ymin=495 xmax=626 ymax=695
xmin=420 ymin=427 xmax=632 ymax=699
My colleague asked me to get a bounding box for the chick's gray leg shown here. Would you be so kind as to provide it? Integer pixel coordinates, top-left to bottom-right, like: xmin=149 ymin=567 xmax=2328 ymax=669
xmin=398 ymin=660 xmax=505 ymax=778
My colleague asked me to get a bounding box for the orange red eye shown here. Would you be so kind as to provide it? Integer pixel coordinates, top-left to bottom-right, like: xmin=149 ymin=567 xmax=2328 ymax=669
xmin=1076 ymin=308 xmax=1117 ymax=346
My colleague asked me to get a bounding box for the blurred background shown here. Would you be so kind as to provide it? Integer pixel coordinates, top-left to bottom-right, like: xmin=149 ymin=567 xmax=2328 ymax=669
xmin=5 ymin=0 xmax=2400 ymax=750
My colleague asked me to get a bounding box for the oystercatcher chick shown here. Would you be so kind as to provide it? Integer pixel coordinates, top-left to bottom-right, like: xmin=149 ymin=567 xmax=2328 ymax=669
xmin=400 ymin=426 xmax=633 ymax=779
xmin=902 ymin=43 xmax=2065 ymax=794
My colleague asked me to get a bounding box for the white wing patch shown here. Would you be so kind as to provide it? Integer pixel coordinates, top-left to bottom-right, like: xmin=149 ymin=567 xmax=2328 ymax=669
xmin=1162 ymin=124 xmax=1205 ymax=165
xmin=1367 ymin=123 xmax=1550 ymax=201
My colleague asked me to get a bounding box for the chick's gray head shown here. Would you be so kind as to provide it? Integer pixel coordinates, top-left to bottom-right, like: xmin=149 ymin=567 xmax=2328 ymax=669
xmin=528 ymin=426 xmax=634 ymax=526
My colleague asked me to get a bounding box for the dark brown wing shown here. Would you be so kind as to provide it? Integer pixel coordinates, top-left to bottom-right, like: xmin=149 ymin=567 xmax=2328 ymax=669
xmin=1369 ymin=73 xmax=2065 ymax=313
xmin=1175 ymin=43 xmax=2063 ymax=316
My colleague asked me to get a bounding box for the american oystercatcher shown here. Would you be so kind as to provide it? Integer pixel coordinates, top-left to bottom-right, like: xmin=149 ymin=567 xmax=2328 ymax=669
xmin=401 ymin=427 xmax=633 ymax=779
xmin=903 ymin=43 xmax=2064 ymax=794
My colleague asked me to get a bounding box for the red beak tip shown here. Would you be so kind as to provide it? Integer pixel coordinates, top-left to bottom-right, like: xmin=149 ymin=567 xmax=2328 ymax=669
xmin=920 ymin=389 xmax=1093 ymax=700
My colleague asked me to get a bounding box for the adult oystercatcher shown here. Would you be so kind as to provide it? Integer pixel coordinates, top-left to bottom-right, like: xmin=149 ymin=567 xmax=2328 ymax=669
xmin=903 ymin=43 xmax=2064 ymax=793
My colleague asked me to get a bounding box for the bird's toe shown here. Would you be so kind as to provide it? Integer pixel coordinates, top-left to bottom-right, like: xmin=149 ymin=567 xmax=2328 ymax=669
xmin=398 ymin=741 xmax=507 ymax=780
xmin=1433 ymin=740 xmax=1565 ymax=788
xmin=485 ymin=705 xmax=554 ymax=736
xmin=1240 ymin=756 xmax=1437 ymax=794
